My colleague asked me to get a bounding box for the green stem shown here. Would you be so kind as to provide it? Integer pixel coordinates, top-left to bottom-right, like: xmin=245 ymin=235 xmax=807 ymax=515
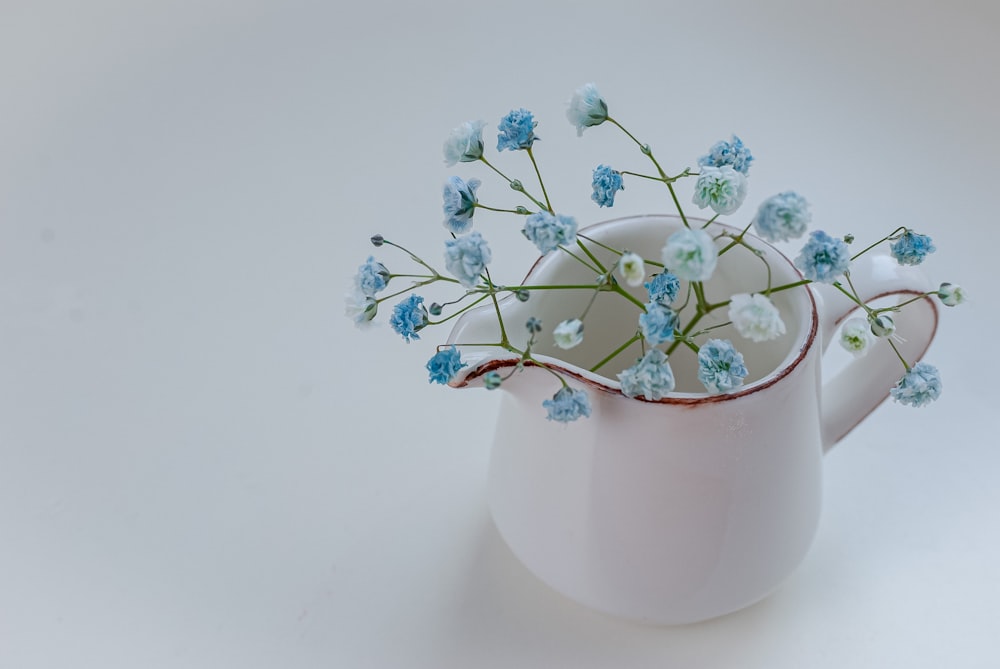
xmin=607 ymin=116 xmax=690 ymax=227
xmin=525 ymin=146 xmax=552 ymax=213
xmin=475 ymin=203 xmax=531 ymax=215
xmin=427 ymin=294 xmax=492 ymax=325
xmin=483 ymin=267 xmax=509 ymax=346
xmin=590 ymin=333 xmax=641 ymax=372
xmin=851 ymin=226 xmax=907 ymax=260
xmin=886 ymin=338 xmax=911 ymax=371
xmin=478 ymin=156 xmax=548 ymax=211
xmin=575 ymin=238 xmax=607 ymax=273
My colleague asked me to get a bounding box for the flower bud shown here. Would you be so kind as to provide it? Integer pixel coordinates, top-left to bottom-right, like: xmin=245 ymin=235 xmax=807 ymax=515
xmin=515 ymin=289 xmax=530 ymax=302
xmin=617 ymin=252 xmax=646 ymax=287
xmin=429 ymin=302 xmax=443 ymax=316
xmin=553 ymin=318 xmax=584 ymax=349
xmin=843 ymin=233 xmax=855 ymax=244
xmin=370 ymin=234 xmax=385 ymax=247
xmin=870 ymin=313 xmax=895 ymax=338
xmin=525 ymin=316 xmax=542 ymax=333
xmin=937 ymin=282 xmax=966 ymax=307
xmin=483 ymin=371 xmax=502 ymax=390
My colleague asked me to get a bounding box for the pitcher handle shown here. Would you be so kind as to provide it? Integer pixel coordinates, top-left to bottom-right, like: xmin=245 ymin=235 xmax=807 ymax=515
xmin=811 ymin=253 xmax=939 ymax=452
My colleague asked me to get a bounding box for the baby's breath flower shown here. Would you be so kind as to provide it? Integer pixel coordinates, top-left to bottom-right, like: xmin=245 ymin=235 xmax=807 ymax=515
xmin=795 ymin=230 xmax=851 ymax=283
xmin=692 ymin=165 xmax=748 ymax=215
xmin=443 ymin=120 xmax=486 ymax=166
xmin=553 ymin=318 xmax=584 ymax=349
xmin=752 ymin=192 xmax=811 ymax=243
xmin=697 ymin=339 xmax=748 ymax=394
xmin=345 ymin=289 xmax=377 ymax=327
xmin=355 ymin=256 xmax=389 ymax=297
xmin=617 ymin=252 xmax=646 ymax=287
xmin=890 ymin=361 xmax=942 ymax=407
xmin=639 ymin=303 xmax=678 ymax=346
xmin=542 ymin=387 xmax=592 ymax=422
xmin=444 ymin=231 xmax=492 ymax=288
xmin=566 ymin=83 xmax=608 ymax=136
xmin=839 ymin=317 xmax=873 ymax=357
xmin=890 ymin=230 xmax=936 ymax=266
xmin=937 ymin=282 xmax=967 ymax=307
xmin=870 ymin=313 xmax=896 ymax=338
xmin=662 ymin=228 xmax=718 ymax=282
xmin=591 ymin=164 xmax=624 ymax=207
xmin=390 ymin=294 xmax=428 ymax=342
xmin=442 ymin=176 xmax=481 ymax=234
xmin=728 ymin=293 xmax=786 ymax=342
xmin=522 ymin=212 xmax=578 ymax=254
xmin=497 ymin=108 xmax=538 ymax=151
xmin=645 ymin=272 xmax=681 ymax=306
xmin=526 ymin=316 xmax=543 ymax=333
xmin=426 ymin=346 xmax=465 ymax=385
xmin=698 ymin=135 xmax=754 ymax=175
xmin=617 ymin=348 xmax=676 ymax=400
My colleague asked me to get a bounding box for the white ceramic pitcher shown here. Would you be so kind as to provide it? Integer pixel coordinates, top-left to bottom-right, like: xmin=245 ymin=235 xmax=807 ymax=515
xmin=446 ymin=215 xmax=938 ymax=624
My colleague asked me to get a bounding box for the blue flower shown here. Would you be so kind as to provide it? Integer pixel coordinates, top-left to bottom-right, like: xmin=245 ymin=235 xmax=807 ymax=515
xmin=644 ymin=272 xmax=681 ymax=306
xmin=497 ymin=108 xmax=538 ymax=151
xmin=442 ymin=176 xmax=481 ymax=234
xmin=542 ymin=386 xmax=592 ymax=422
xmin=443 ymin=120 xmax=486 ymax=166
xmin=698 ymin=135 xmax=754 ymax=175
xmin=390 ymin=294 xmax=428 ymax=342
xmin=483 ymin=371 xmax=502 ymax=390
xmin=617 ymin=348 xmax=676 ymax=400
xmin=890 ymin=230 xmax=936 ymax=266
xmin=591 ymin=164 xmax=624 ymax=207
xmin=890 ymin=361 xmax=942 ymax=407
xmin=697 ymin=339 xmax=748 ymax=394
xmin=795 ymin=230 xmax=851 ymax=283
xmin=752 ymin=192 xmax=811 ymax=243
xmin=355 ymin=256 xmax=389 ymax=297
xmin=692 ymin=165 xmax=748 ymax=215
xmin=444 ymin=231 xmax=492 ymax=288
xmin=522 ymin=212 xmax=578 ymax=254
xmin=426 ymin=345 xmax=466 ymax=385
xmin=639 ymin=302 xmax=678 ymax=345
xmin=566 ymin=83 xmax=608 ymax=136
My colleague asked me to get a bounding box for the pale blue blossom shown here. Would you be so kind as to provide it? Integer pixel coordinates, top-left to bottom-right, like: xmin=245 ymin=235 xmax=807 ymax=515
xmin=591 ymin=164 xmax=624 ymax=207
xmin=617 ymin=252 xmax=645 ymax=287
xmin=442 ymin=176 xmax=481 ymax=234
xmin=728 ymin=293 xmax=786 ymax=342
xmin=566 ymin=83 xmax=608 ymax=136
xmin=426 ymin=346 xmax=465 ymax=385
xmin=483 ymin=371 xmax=502 ymax=390
xmin=752 ymin=192 xmax=811 ymax=243
xmin=344 ymin=288 xmax=377 ymax=327
xmin=645 ymin=272 xmax=681 ymax=306
xmin=443 ymin=120 xmax=486 ymax=166
xmin=617 ymin=348 xmax=676 ymax=400
xmin=553 ymin=318 xmax=584 ymax=349
xmin=697 ymin=339 xmax=748 ymax=394
xmin=355 ymin=256 xmax=389 ymax=297
xmin=698 ymin=135 xmax=754 ymax=175
xmin=390 ymin=294 xmax=428 ymax=342
xmin=444 ymin=231 xmax=492 ymax=288
xmin=639 ymin=302 xmax=678 ymax=345
xmin=662 ymin=228 xmax=718 ymax=282
xmin=542 ymin=387 xmax=592 ymax=422
xmin=497 ymin=108 xmax=537 ymax=151
xmin=795 ymin=230 xmax=851 ymax=283
xmin=522 ymin=212 xmax=578 ymax=254
xmin=692 ymin=165 xmax=748 ymax=215
xmin=890 ymin=230 xmax=936 ymax=266
xmin=839 ymin=317 xmax=873 ymax=357
xmin=890 ymin=361 xmax=942 ymax=407
xmin=937 ymin=282 xmax=967 ymax=307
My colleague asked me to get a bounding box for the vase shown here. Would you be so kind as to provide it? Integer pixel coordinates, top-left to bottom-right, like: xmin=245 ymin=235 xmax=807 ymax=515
xmin=446 ymin=214 xmax=938 ymax=624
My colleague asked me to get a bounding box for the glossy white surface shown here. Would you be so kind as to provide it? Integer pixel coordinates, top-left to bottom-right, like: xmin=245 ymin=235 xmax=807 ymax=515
xmin=2 ymin=1 xmax=997 ymax=667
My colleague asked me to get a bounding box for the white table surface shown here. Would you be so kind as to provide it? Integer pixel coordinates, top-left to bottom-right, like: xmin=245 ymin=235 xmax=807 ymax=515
xmin=2 ymin=1 xmax=997 ymax=667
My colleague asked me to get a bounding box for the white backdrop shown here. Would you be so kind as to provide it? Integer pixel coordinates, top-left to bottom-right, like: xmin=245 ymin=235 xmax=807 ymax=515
xmin=1 ymin=1 xmax=996 ymax=667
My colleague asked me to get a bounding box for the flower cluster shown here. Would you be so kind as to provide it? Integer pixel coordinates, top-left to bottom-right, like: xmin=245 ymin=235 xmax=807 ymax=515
xmin=349 ymin=84 xmax=963 ymax=422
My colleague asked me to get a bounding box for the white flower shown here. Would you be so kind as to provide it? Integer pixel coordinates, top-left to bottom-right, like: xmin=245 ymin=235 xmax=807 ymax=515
xmin=728 ymin=293 xmax=786 ymax=342
xmin=937 ymin=282 xmax=967 ymax=307
xmin=345 ymin=288 xmax=377 ymax=328
xmin=839 ymin=317 xmax=873 ymax=357
xmin=617 ymin=252 xmax=646 ymax=287
xmin=443 ymin=120 xmax=486 ymax=166
xmin=553 ymin=318 xmax=584 ymax=349
xmin=692 ymin=165 xmax=748 ymax=215
xmin=661 ymin=228 xmax=718 ymax=282
xmin=566 ymin=83 xmax=608 ymax=135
